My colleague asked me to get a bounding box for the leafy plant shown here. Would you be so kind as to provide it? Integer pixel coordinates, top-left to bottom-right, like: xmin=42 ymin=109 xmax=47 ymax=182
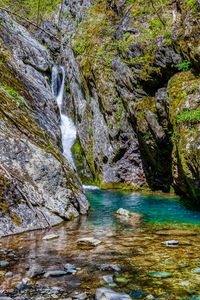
xmin=177 ymin=108 xmax=200 ymax=123
xmin=174 ymin=60 xmax=191 ymax=71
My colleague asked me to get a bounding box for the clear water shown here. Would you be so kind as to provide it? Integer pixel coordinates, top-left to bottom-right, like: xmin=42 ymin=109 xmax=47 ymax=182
xmin=86 ymin=189 xmax=200 ymax=227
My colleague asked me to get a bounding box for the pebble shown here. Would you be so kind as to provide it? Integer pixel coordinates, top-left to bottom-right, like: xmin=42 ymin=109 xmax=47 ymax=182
xmin=28 ymin=266 xmax=45 ymax=278
xmin=180 ymin=281 xmax=191 ymax=286
xmin=44 ymin=270 xmax=67 ymax=278
xmin=102 ymin=275 xmax=114 ymax=284
xmin=42 ymin=234 xmax=59 ymax=241
xmin=145 ymin=295 xmax=155 ymax=300
xmin=5 ymin=272 xmax=13 ymax=277
xmin=0 ymin=261 xmax=9 ymax=268
xmin=148 ymin=271 xmax=172 ymax=278
xmin=192 ymin=268 xmax=200 ymax=274
xmin=77 ymin=237 xmax=101 ymax=247
xmin=0 ymin=297 xmax=14 ymax=300
xmin=99 ymin=264 xmax=121 ymax=272
xmin=96 ymin=288 xmax=132 ymax=300
xmin=162 ymin=240 xmax=179 ymax=247
xmin=64 ymin=263 xmax=77 ymax=274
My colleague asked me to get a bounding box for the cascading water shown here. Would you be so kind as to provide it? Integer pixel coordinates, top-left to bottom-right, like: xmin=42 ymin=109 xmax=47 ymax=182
xmin=52 ymin=65 xmax=76 ymax=170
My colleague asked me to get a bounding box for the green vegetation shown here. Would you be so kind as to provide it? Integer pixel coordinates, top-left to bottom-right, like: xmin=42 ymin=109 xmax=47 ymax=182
xmin=174 ymin=60 xmax=192 ymax=71
xmin=177 ymin=108 xmax=200 ymax=124
xmin=0 ymin=0 xmax=61 ymax=24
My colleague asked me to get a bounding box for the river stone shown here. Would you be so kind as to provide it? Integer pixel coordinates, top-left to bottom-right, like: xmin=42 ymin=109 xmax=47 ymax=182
xmin=192 ymin=268 xmax=200 ymax=274
xmin=77 ymin=237 xmax=101 ymax=247
xmin=44 ymin=270 xmax=67 ymax=278
xmin=99 ymin=264 xmax=121 ymax=272
xmin=0 ymin=261 xmax=9 ymax=268
xmin=5 ymin=272 xmax=13 ymax=277
xmin=102 ymin=275 xmax=115 ymax=285
xmin=96 ymin=288 xmax=132 ymax=300
xmin=64 ymin=263 xmax=77 ymax=274
xmin=131 ymin=290 xmax=147 ymax=299
xmin=115 ymin=208 xmax=130 ymax=217
xmin=0 ymin=298 xmax=14 ymax=300
xmin=27 ymin=266 xmax=45 ymax=278
xmin=162 ymin=240 xmax=179 ymax=247
xmin=148 ymin=272 xmax=172 ymax=278
xmin=43 ymin=234 xmax=59 ymax=240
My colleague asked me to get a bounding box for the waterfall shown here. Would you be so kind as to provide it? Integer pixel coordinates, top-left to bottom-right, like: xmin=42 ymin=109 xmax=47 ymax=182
xmin=52 ymin=65 xmax=76 ymax=170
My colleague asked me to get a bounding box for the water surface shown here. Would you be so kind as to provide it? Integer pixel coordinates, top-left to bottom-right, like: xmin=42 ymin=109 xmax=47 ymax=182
xmin=1 ymin=190 xmax=200 ymax=300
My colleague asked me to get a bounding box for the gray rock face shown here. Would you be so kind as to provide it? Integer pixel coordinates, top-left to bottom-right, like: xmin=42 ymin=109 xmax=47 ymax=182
xmin=0 ymin=10 xmax=59 ymax=143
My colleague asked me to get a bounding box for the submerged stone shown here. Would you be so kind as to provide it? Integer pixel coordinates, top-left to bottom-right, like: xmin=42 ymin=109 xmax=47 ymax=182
xmin=42 ymin=234 xmax=59 ymax=241
xmin=44 ymin=270 xmax=67 ymax=278
xmin=96 ymin=288 xmax=132 ymax=300
xmin=131 ymin=290 xmax=147 ymax=299
xmin=77 ymin=237 xmax=101 ymax=247
xmin=192 ymin=268 xmax=200 ymax=274
xmin=0 ymin=261 xmax=9 ymax=268
xmin=99 ymin=264 xmax=121 ymax=272
xmin=162 ymin=240 xmax=179 ymax=247
xmin=64 ymin=263 xmax=77 ymax=274
xmin=148 ymin=271 xmax=172 ymax=278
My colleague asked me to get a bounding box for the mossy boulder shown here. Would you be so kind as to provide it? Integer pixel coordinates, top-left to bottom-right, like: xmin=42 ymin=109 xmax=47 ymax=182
xmin=168 ymin=71 xmax=200 ymax=204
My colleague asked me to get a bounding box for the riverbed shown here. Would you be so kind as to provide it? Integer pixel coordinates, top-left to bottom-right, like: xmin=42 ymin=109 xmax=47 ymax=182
xmin=1 ymin=190 xmax=200 ymax=300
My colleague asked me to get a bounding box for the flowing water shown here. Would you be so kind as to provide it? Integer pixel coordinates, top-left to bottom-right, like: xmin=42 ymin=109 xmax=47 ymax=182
xmin=52 ymin=65 xmax=76 ymax=170
xmin=1 ymin=190 xmax=200 ymax=299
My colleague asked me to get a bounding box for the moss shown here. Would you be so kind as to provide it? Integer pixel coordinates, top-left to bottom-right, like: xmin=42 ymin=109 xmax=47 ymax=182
xmin=177 ymin=107 xmax=200 ymax=124
xmin=101 ymin=182 xmax=151 ymax=192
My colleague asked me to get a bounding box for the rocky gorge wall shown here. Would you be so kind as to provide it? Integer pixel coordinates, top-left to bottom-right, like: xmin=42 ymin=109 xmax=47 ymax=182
xmin=0 ymin=9 xmax=88 ymax=236
xmin=0 ymin=0 xmax=200 ymax=237
xmin=53 ymin=0 xmax=199 ymax=204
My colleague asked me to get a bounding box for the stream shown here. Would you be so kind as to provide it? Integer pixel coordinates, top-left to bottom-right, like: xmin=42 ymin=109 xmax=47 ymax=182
xmin=1 ymin=189 xmax=200 ymax=300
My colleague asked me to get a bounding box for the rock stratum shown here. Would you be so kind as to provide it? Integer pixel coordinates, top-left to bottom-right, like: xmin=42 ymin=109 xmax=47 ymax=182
xmin=0 ymin=0 xmax=200 ymax=235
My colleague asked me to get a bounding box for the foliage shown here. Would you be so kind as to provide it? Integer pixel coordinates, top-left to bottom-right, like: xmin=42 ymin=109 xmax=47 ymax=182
xmin=174 ymin=60 xmax=192 ymax=71
xmin=0 ymin=0 xmax=61 ymax=24
xmin=177 ymin=108 xmax=200 ymax=124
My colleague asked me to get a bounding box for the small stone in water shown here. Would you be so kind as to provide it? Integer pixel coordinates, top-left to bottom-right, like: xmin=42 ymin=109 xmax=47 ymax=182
xmin=44 ymin=270 xmax=67 ymax=278
xmin=192 ymin=268 xmax=200 ymax=274
xmin=96 ymin=288 xmax=132 ymax=300
xmin=64 ymin=263 xmax=77 ymax=274
xmin=0 ymin=297 xmax=14 ymax=300
xmin=99 ymin=264 xmax=121 ymax=272
xmin=162 ymin=240 xmax=179 ymax=247
xmin=0 ymin=260 xmax=9 ymax=268
xmin=131 ymin=290 xmax=147 ymax=299
xmin=102 ymin=275 xmax=115 ymax=285
xmin=180 ymin=281 xmax=190 ymax=286
xmin=42 ymin=234 xmax=59 ymax=241
xmin=148 ymin=271 xmax=172 ymax=278
xmin=145 ymin=295 xmax=155 ymax=300
xmin=28 ymin=266 xmax=45 ymax=278
xmin=77 ymin=237 xmax=101 ymax=247
xmin=5 ymin=272 xmax=13 ymax=277
xmin=73 ymin=292 xmax=87 ymax=300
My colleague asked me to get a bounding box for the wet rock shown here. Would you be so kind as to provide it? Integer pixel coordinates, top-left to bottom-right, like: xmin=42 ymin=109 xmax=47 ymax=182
xmin=44 ymin=270 xmax=67 ymax=278
xmin=96 ymin=288 xmax=132 ymax=300
xmin=180 ymin=281 xmax=191 ymax=286
xmin=192 ymin=268 xmax=200 ymax=274
xmin=99 ymin=264 xmax=121 ymax=272
xmin=42 ymin=234 xmax=59 ymax=241
xmin=114 ymin=209 xmax=143 ymax=226
xmin=0 ymin=261 xmax=9 ymax=268
xmin=70 ymin=292 xmax=87 ymax=300
xmin=5 ymin=272 xmax=13 ymax=277
xmin=102 ymin=275 xmax=116 ymax=286
xmin=0 ymin=298 xmax=14 ymax=300
xmin=131 ymin=290 xmax=147 ymax=299
xmin=64 ymin=263 xmax=77 ymax=274
xmin=148 ymin=271 xmax=172 ymax=278
xmin=114 ymin=275 xmax=129 ymax=285
xmin=27 ymin=266 xmax=45 ymax=278
xmin=162 ymin=240 xmax=179 ymax=247
xmin=77 ymin=237 xmax=102 ymax=247
xmin=17 ymin=283 xmax=32 ymax=290
xmin=145 ymin=295 xmax=155 ymax=300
